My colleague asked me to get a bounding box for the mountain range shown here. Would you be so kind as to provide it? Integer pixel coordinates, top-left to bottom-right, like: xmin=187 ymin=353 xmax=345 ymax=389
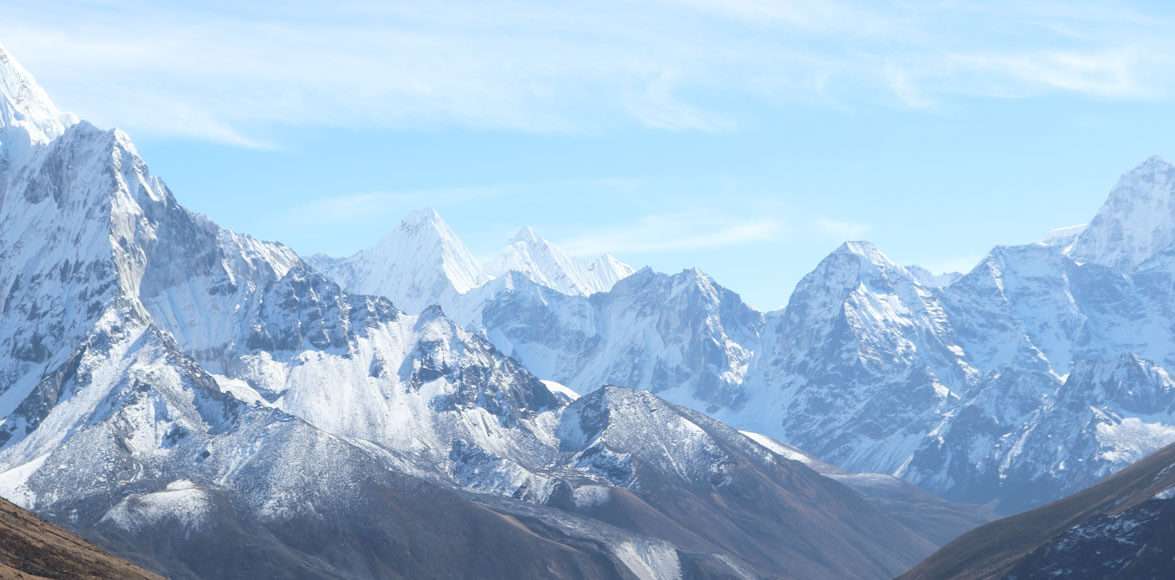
xmin=0 ymin=42 xmax=993 ymax=579
xmin=309 ymin=155 xmax=1175 ymax=515
xmin=5 ymin=32 xmax=1175 ymax=578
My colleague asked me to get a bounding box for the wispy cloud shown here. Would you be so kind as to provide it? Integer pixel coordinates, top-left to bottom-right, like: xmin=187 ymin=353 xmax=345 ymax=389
xmin=2 ymin=0 xmax=1174 ymax=146
xmin=560 ymin=211 xmax=784 ymax=255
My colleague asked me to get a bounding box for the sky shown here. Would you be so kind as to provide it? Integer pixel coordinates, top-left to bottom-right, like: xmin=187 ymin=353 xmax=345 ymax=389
xmin=4 ymin=0 xmax=1175 ymax=309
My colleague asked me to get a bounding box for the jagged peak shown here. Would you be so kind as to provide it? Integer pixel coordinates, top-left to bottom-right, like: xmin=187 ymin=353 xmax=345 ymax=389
xmin=0 ymin=43 xmax=74 ymax=155
xmin=367 ymin=208 xmax=484 ymax=286
xmin=834 ymin=240 xmax=892 ymax=262
xmin=1068 ymin=156 xmax=1175 ymax=271
xmin=808 ymin=240 xmax=909 ymax=282
xmin=678 ymin=266 xmax=710 ymax=282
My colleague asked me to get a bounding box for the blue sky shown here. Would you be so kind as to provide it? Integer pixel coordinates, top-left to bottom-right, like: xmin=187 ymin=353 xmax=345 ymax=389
xmin=5 ymin=0 xmax=1175 ymax=309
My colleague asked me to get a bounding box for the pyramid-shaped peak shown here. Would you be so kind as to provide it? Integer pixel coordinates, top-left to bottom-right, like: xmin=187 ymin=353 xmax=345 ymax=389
xmin=387 ymin=208 xmax=469 ymax=248
xmin=830 ymin=241 xmax=901 ymax=268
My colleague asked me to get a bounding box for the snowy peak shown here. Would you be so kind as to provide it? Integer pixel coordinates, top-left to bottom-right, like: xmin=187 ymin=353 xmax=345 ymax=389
xmin=823 ymin=241 xmax=912 ymax=282
xmin=380 ymin=208 xmax=484 ymax=293
xmin=784 ymin=241 xmax=921 ymax=315
xmin=0 ymin=43 xmax=74 ymax=166
xmin=485 ymin=226 xmax=633 ymax=296
xmin=1070 ymin=156 xmax=1175 ymax=271
xmin=309 ymin=208 xmax=487 ymax=313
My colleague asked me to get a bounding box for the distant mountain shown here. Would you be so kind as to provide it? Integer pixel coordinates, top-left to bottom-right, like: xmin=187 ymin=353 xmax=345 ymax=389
xmin=1069 ymin=156 xmax=1175 ymax=271
xmin=312 ymin=217 xmax=634 ymax=316
xmin=484 ymin=226 xmax=634 ymax=296
xmin=471 ymin=268 xmax=764 ymax=411
xmin=739 ymin=207 xmax=1175 ymax=512
xmin=446 ymin=161 xmax=1175 ymax=514
xmin=902 ymin=442 xmax=1175 ymax=580
xmin=307 ymin=208 xmax=487 ymax=314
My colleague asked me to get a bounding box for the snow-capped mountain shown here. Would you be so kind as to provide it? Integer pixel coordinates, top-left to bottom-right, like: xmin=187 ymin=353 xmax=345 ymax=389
xmin=312 ymin=215 xmax=634 ymax=316
xmin=0 ymin=44 xmax=965 ymax=579
xmin=473 ymin=268 xmax=764 ymax=410
xmin=484 ymin=226 xmax=634 ymax=296
xmin=1070 ymin=156 xmax=1175 ymax=271
xmin=307 ymin=208 xmax=487 ymax=315
xmin=736 ymin=163 xmax=1175 ymax=512
xmin=735 ymin=241 xmax=975 ymax=473
xmin=0 ymin=45 xmax=75 ymax=174
xmin=449 ymin=163 xmax=1175 ymax=513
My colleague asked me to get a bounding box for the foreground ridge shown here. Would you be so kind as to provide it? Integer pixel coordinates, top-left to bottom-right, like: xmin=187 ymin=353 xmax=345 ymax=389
xmin=0 ymin=496 xmax=160 ymax=579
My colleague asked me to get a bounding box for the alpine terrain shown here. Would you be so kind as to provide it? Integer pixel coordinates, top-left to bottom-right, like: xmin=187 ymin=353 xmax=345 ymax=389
xmin=904 ymin=441 xmax=1175 ymax=579
xmin=318 ymin=157 xmax=1175 ymax=515
xmin=0 ymin=42 xmax=979 ymax=579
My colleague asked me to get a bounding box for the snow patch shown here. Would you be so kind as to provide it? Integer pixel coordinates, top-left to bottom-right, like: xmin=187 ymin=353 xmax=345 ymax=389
xmin=102 ymin=480 xmax=212 ymax=533
xmin=541 ymin=379 xmax=580 ymax=401
xmin=1096 ymin=418 xmax=1175 ymax=464
xmin=612 ymin=540 xmax=682 ymax=580
xmin=739 ymin=431 xmax=815 ymax=465
xmin=0 ymin=454 xmax=50 ymax=508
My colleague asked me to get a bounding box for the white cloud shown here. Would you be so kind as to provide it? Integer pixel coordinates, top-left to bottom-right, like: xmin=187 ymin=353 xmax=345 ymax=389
xmin=945 ymin=48 xmax=1156 ymax=99
xmin=560 ymin=211 xmax=784 ymax=255
xmin=2 ymin=0 xmax=1173 ymax=146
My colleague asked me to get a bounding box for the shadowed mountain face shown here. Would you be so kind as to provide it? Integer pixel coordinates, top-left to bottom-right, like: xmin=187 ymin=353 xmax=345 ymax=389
xmin=548 ymin=386 xmax=942 ymax=579
xmin=902 ymin=442 xmax=1175 ymax=580
xmin=0 ymin=496 xmax=160 ymax=579
xmin=0 ymin=43 xmax=977 ymax=580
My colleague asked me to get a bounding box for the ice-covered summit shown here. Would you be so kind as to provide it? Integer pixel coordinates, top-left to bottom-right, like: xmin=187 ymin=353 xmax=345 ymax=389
xmin=308 ymin=208 xmax=487 ymax=313
xmin=484 ymin=225 xmax=633 ymax=296
xmin=0 ymin=44 xmax=76 ymax=166
xmin=1069 ymin=156 xmax=1175 ymax=271
xmin=313 ymin=212 xmax=635 ymax=314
